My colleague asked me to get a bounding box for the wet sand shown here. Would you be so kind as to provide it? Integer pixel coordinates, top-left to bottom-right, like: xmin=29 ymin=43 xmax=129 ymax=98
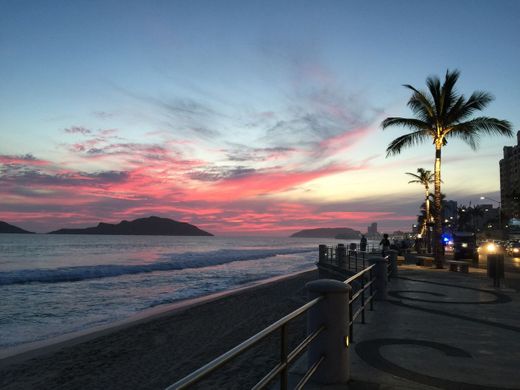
xmin=0 ymin=269 xmax=318 ymax=390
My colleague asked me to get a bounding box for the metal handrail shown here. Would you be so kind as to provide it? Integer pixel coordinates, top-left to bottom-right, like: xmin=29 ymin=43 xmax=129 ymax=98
xmin=344 ymin=263 xmax=374 ymax=284
xmin=294 ymin=355 xmax=325 ymax=390
xmin=165 ymin=296 xmax=324 ymax=390
xmin=345 ymin=263 xmax=377 ymax=342
xmin=319 ymin=244 xmax=382 ymax=272
xmin=252 ymin=325 xmax=325 ymax=390
xmin=167 ymin=255 xmax=385 ymax=389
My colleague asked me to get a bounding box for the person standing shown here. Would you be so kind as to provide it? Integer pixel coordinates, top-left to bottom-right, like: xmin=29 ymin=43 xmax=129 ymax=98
xmin=360 ymin=235 xmax=368 ymax=252
xmin=380 ymin=233 xmax=390 ymax=256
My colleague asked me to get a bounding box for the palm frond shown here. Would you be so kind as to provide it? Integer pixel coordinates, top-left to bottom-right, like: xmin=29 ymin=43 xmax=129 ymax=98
xmin=453 ymin=91 xmax=494 ymax=121
xmin=386 ymin=130 xmax=431 ymax=156
xmin=439 ymin=69 xmax=460 ymax=119
xmin=405 ymin=172 xmax=421 ymax=183
xmin=446 ymin=127 xmax=480 ymax=150
xmin=426 ymin=75 xmax=442 ymax=116
xmin=381 ymin=117 xmax=429 ymax=131
xmin=445 ymin=95 xmax=466 ymax=125
xmin=448 ymin=117 xmax=513 ymax=149
xmin=453 ymin=117 xmax=513 ymax=136
xmin=403 ymin=85 xmax=435 ymax=120
xmin=409 ymin=93 xmax=435 ymax=122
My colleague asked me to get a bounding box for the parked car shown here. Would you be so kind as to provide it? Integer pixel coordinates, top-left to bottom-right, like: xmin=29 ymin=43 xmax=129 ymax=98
xmin=453 ymin=232 xmax=478 ymax=260
xmin=506 ymin=241 xmax=520 ymax=256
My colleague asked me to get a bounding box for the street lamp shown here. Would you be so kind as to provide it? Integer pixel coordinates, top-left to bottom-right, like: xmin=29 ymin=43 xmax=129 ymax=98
xmin=480 ymin=196 xmax=501 ymax=231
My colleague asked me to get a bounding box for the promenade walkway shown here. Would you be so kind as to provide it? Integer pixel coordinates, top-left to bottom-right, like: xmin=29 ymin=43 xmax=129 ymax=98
xmin=294 ymin=264 xmax=520 ymax=389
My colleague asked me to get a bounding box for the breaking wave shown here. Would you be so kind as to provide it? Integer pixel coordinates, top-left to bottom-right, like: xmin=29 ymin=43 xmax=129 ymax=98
xmin=0 ymin=248 xmax=314 ymax=286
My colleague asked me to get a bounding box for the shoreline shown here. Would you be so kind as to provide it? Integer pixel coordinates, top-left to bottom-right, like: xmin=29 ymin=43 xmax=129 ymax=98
xmin=0 ymin=267 xmax=315 ymax=367
xmin=1 ymin=267 xmax=319 ymax=389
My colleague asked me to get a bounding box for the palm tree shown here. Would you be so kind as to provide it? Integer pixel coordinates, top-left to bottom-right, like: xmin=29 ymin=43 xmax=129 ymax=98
xmin=470 ymin=205 xmax=485 ymax=231
xmin=406 ymin=168 xmax=434 ymax=236
xmin=382 ymin=69 xmax=513 ymax=268
xmin=428 ymin=191 xmax=446 ymax=216
xmin=427 ymin=191 xmax=446 ymax=254
xmin=457 ymin=205 xmax=471 ymax=231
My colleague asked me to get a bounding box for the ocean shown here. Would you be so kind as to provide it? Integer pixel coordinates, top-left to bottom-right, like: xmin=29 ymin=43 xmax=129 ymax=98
xmin=0 ymin=234 xmax=366 ymax=353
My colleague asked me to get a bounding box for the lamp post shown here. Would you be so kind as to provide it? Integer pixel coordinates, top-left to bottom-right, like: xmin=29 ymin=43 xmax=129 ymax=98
xmin=480 ymin=196 xmax=501 ymax=232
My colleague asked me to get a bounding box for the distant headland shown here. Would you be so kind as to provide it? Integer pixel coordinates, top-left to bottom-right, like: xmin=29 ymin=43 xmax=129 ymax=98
xmin=0 ymin=221 xmax=34 ymax=234
xmin=48 ymin=216 xmax=213 ymax=236
xmin=290 ymin=227 xmax=361 ymax=239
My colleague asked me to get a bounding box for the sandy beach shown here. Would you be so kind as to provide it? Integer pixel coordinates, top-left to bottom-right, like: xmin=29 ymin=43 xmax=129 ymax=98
xmin=0 ymin=269 xmax=318 ymax=390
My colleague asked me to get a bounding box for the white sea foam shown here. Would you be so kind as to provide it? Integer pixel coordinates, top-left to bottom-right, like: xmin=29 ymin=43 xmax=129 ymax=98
xmin=0 ymin=247 xmax=314 ymax=285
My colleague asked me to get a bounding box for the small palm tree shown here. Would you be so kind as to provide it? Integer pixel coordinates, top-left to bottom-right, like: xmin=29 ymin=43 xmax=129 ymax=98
xmin=406 ymin=168 xmax=434 ymax=236
xmin=383 ymin=69 xmax=513 ymax=268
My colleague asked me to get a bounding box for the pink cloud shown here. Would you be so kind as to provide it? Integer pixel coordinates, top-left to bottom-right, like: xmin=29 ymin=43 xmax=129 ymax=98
xmin=191 ymin=164 xmax=345 ymax=201
xmin=319 ymin=126 xmax=376 ymax=155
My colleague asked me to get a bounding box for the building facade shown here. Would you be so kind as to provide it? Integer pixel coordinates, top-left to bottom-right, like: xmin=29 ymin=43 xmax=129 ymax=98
xmin=367 ymin=222 xmax=378 ymax=236
xmin=500 ymin=131 xmax=520 ymax=222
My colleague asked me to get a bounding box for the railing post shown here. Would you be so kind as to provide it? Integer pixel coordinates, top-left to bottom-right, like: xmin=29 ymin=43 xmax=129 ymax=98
xmin=306 ymin=279 xmax=351 ymax=385
xmin=388 ymin=250 xmax=398 ymax=277
xmin=280 ymin=323 xmax=288 ymax=390
xmin=369 ymin=267 xmax=374 ymax=310
xmin=336 ymin=244 xmax=347 ymax=269
xmin=361 ymin=276 xmax=366 ymax=324
xmin=368 ymin=257 xmax=388 ymax=300
xmin=348 ymin=289 xmax=353 ymax=342
xmin=319 ymin=245 xmax=327 ymax=264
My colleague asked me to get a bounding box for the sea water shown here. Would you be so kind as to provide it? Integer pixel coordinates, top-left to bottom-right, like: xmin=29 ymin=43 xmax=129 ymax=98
xmin=0 ymin=234 xmax=365 ymax=352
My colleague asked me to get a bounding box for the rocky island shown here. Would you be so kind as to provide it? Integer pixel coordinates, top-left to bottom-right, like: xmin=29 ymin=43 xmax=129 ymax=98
xmin=48 ymin=216 xmax=213 ymax=236
xmin=0 ymin=221 xmax=34 ymax=234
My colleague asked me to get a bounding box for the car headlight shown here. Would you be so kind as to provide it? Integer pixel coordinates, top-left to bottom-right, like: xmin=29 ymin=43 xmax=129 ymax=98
xmin=461 ymin=243 xmax=468 ymax=248
xmin=486 ymin=243 xmax=497 ymax=253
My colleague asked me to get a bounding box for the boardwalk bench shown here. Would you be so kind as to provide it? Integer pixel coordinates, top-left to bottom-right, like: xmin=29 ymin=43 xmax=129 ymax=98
xmin=447 ymin=260 xmax=469 ymax=273
xmin=415 ymin=256 xmax=433 ymax=267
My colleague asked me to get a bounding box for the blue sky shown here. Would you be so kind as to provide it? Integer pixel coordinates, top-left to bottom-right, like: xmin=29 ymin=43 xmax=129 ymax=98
xmin=1 ymin=0 xmax=519 ymax=234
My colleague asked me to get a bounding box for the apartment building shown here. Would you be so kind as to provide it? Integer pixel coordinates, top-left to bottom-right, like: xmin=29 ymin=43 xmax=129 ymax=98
xmin=499 ymin=131 xmax=520 ymax=222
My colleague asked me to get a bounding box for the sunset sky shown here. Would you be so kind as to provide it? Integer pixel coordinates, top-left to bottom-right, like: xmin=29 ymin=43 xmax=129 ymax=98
xmin=1 ymin=1 xmax=519 ymax=235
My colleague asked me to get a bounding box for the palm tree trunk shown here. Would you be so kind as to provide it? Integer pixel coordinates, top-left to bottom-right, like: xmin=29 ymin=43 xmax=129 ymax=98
xmin=433 ymin=145 xmax=444 ymax=268
xmin=423 ymin=187 xmax=430 ymax=252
